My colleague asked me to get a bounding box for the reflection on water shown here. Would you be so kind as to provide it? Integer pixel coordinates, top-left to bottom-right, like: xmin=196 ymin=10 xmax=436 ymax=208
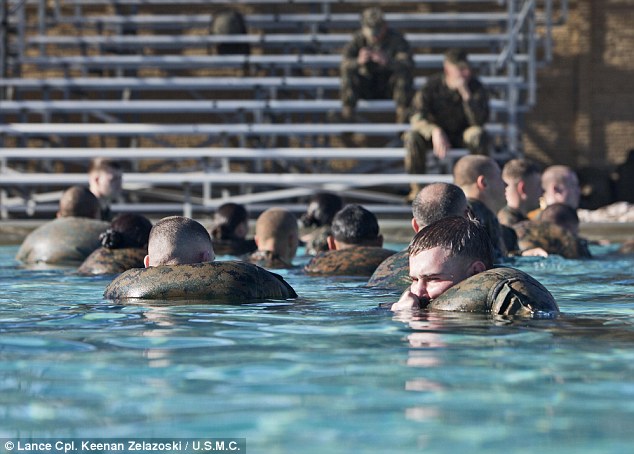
xmin=0 ymin=244 xmax=633 ymax=452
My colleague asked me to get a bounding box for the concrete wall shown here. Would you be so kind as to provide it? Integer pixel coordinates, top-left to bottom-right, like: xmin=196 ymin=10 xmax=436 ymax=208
xmin=524 ymin=0 xmax=634 ymax=169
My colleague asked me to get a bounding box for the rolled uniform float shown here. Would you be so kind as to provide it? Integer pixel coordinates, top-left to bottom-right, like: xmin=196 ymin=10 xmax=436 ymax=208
xmin=16 ymin=217 xmax=109 ymax=266
xmin=428 ymin=267 xmax=559 ymax=316
xmin=304 ymin=247 xmax=397 ymax=277
xmin=104 ymin=260 xmax=297 ymax=302
xmin=78 ymin=247 xmax=147 ymax=276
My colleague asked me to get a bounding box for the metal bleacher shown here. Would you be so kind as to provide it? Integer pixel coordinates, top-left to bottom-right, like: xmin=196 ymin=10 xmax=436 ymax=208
xmin=0 ymin=0 xmax=567 ymax=219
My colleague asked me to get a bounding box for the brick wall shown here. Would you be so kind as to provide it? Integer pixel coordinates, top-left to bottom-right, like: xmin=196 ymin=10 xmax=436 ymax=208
xmin=524 ymin=0 xmax=634 ymax=170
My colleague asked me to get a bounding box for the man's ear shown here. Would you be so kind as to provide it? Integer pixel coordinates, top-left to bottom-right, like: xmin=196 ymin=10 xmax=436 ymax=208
xmin=143 ymin=255 xmax=151 ymax=268
xmin=517 ymin=180 xmax=526 ymax=198
xmin=411 ymin=218 xmax=420 ymax=233
xmin=467 ymin=260 xmax=487 ymax=276
xmin=476 ymin=175 xmax=487 ymax=190
xmin=327 ymin=235 xmax=337 ymax=251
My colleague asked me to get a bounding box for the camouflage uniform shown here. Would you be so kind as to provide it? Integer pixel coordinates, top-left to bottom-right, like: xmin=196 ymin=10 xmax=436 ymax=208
xmin=366 ymin=249 xmax=409 ymax=290
xmin=498 ymin=205 xmax=528 ymax=227
xmin=212 ymin=238 xmax=257 ymax=257
xmin=513 ymin=220 xmax=592 ymax=259
xmin=404 ymin=74 xmax=489 ymax=174
xmin=428 ymin=267 xmax=559 ymax=316
xmin=340 ymin=28 xmax=414 ymax=114
xmin=77 ymin=247 xmax=146 ymax=276
xmin=304 ymin=246 xmax=396 ymax=277
xmin=16 ymin=217 xmax=109 ymax=267
xmin=303 ymin=225 xmax=332 ymax=256
xmin=245 ymin=250 xmax=295 ymax=270
xmin=468 ymin=199 xmax=509 ymax=262
xmin=104 ymin=261 xmax=297 ymax=301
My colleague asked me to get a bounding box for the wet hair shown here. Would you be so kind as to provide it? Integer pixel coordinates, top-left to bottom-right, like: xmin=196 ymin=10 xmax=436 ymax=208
xmin=331 ymin=204 xmax=380 ymax=245
xmin=502 ymin=158 xmax=541 ymax=182
xmin=100 ymin=213 xmax=152 ymax=249
xmin=412 ymin=183 xmax=467 ymax=227
xmin=58 ymin=186 xmax=100 ymax=219
xmin=539 ymin=203 xmax=579 ymax=230
xmin=408 ymin=216 xmax=494 ymax=269
xmin=300 ymin=192 xmax=344 ymax=228
xmin=453 ymin=155 xmax=498 ymax=187
xmin=211 ymin=203 xmax=248 ymax=240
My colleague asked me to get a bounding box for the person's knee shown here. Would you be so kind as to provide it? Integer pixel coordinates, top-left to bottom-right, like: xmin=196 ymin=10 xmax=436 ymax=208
xmin=463 ymin=126 xmax=488 ymax=153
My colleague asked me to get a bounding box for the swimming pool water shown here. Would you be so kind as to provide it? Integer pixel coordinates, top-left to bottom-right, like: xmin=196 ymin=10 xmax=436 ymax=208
xmin=1 ymin=244 xmax=633 ymax=453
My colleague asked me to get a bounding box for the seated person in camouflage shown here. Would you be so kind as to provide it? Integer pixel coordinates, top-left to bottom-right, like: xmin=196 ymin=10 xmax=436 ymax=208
xmin=16 ymin=186 xmax=109 ymax=267
xmin=339 ymin=7 xmax=414 ymax=124
xmin=404 ymin=49 xmax=489 ymax=199
xmin=514 ymin=203 xmax=592 ymax=259
xmin=105 ymin=216 xmax=296 ymax=301
xmin=300 ymin=192 xmax=344 ymax=256
xmin=78 ymin=213 xmax=152 ymax=275
xmin=367 ymin=182 xmax=468 ymax=290
xmin=453 ymin=155 xmax=512 ymax=260
xmin=209 ymin=203 xmax=257 ymax=256
xmin=390 ymin=216 xmax=559 ymax=316
xmin=305 ymin=204 xmax=396 ymax=277
xmin=246 ymin=208 xmax=299 ymax=269
xmin=88 ymin=158 xmax=123 ymax=222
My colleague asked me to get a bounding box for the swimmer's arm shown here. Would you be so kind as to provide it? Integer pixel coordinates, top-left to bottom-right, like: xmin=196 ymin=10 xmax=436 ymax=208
xmin=520 ymin=247 xmax=549 ymax=257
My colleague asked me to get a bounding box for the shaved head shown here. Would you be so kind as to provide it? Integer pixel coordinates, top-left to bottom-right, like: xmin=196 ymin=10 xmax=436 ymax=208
xmin=145 ymin=216 xmax=214 ymax=267
xmin=255 ymin=208 xmax=299 ymax=262
xmin=453 ymin=155 xmax=499 ymax=187
xmin=412 ymin=182 xmax=468 ymax=228
xmin=58 ymin=186 xmax=100 ymax=219
xmin=542 ymin=165 xmax=580 ymax=209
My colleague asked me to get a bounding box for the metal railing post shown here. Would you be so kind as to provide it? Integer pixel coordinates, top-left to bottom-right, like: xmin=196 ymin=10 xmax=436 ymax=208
xmin=0 ymin=0 xmax=8 ymax=90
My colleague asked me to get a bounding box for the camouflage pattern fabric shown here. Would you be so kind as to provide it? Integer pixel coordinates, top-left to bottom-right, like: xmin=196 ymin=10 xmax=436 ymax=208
xmin=77 ymin=247 xmax=147 ymax=276
xmin=513 ymin=220 xmax=592 ymax=259
xmin=366 ymin=249 xmax=409 ymax=290
xmin=104 ymin=261 xmax=297 ymax=301
xmin=340 ymin=28 xmax=414 ymax=109
xmin=498 ymin=205 xmax=528 ymax=227
xmin=212 ymin=238 xmax=257 ymax=257
xmin=16 ymin=217 xmax=109 ymax=266
xmin=245 ymin=250 xmax=294 ymax=269
xmin=304 ymin=246 xmax=397 ymax=277
xmin=429 ymin=267 xmax=559 ymax=315
xmin=404 ymin=73 xmax=489 ymax=174
xmin=303 ymin=225 xmax=332 ymax=256
xmin=468 ymin=199 xmax=508 ymax=261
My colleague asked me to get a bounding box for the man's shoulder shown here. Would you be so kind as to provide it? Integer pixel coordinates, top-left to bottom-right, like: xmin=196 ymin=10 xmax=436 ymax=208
xmin=422 ymin=73 xmax=444 ymax=89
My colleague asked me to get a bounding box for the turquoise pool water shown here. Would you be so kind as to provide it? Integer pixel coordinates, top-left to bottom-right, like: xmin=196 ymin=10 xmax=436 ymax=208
xmin=1 ymin=243 xmax=633 ymax=453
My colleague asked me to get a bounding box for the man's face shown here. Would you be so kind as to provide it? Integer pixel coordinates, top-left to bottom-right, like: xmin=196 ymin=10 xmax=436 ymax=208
xmin=362 ymin=24 xmax=386 ymax=45
xmin=408 ymin=246 xmax=473 ymax=301
xmin=444 ymin=61 xmax=472 ymax=85
xmin=94 ymin=168 xmax=123 ymax=199
xmin=543 ymin=172 xmax=580 ymax=209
